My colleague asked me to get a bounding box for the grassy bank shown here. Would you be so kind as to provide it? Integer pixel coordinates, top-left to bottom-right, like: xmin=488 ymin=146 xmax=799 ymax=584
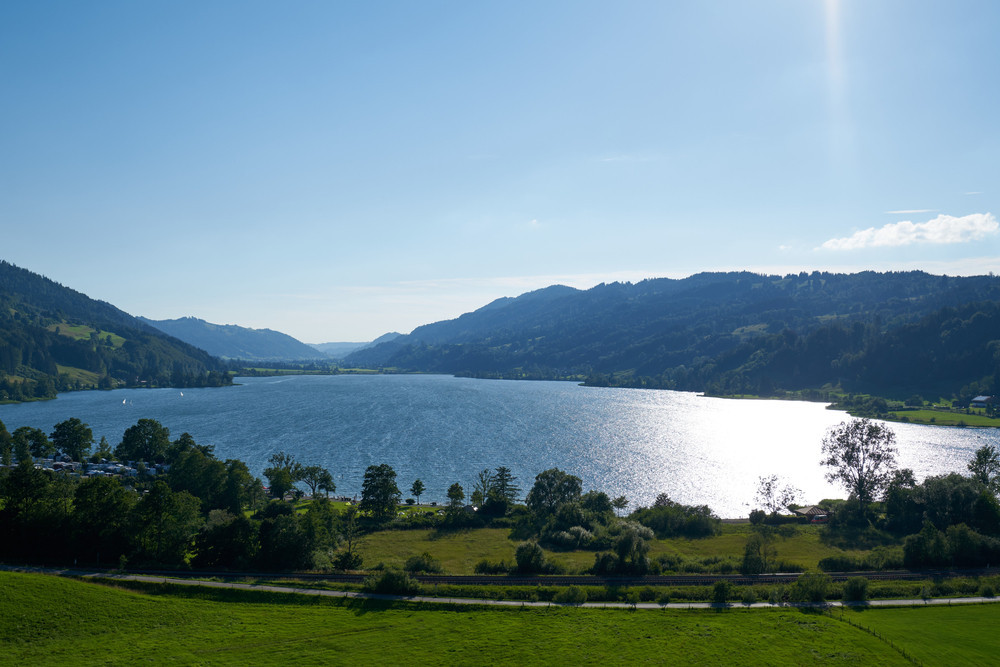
xmin=0 ymin=570 xmax=953 ymax=665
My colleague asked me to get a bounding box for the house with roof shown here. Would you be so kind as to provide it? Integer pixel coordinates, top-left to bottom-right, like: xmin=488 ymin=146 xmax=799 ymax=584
xmin=971 ymin=395 xmax=995 ymax=409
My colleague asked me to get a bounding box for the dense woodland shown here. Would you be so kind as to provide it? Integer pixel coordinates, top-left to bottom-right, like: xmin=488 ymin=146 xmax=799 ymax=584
xmin=346 ymin=271 xmax=1000 ymax=403
xmin=0 ymin=261 xmax=231 ymax=401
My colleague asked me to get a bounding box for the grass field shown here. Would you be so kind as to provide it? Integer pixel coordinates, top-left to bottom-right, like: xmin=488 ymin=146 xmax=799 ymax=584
xmin=357 ymin=523 xmax=870 ymax=575
xmin=0 ymin=570 xmax=957 ymax=665
xmin=886 ymin=408 xmax=1000 ymax=427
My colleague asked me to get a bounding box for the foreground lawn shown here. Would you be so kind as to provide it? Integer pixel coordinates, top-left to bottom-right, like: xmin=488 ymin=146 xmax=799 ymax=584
xmin=0 ymin=570 xmax=918 ymax=665
xmin=842 ymin=604 xmax=1000 ymax=665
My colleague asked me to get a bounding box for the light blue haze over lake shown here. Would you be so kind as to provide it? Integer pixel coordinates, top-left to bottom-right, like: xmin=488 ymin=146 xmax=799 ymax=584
xmin=1 ymin=375 xmax=995 ymax=517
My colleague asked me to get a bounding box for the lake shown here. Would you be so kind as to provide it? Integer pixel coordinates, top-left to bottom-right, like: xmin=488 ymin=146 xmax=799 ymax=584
xmin=1 ymin=374 xmax=996 ymax=517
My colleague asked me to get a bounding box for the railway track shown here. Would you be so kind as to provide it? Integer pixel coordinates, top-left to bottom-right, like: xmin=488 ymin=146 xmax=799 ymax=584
xmin=121 ymin=567 xmax=999 ymax=587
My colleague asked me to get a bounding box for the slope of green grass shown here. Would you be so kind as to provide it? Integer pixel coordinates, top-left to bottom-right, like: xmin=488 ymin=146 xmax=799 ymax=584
xmin=842 ymin=604 xmax=1000 ymax=665
xmin=1 ymin=570 xmax=913 ymax=665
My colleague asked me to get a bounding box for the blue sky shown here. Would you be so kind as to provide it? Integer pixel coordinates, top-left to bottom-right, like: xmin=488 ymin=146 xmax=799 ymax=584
xmin=2 ymin=1 xmax=998 ymax=342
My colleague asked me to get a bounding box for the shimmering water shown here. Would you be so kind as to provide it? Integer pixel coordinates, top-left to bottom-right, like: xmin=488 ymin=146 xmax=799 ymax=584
xmin=1 ymin=374 xmax=995 ymax=517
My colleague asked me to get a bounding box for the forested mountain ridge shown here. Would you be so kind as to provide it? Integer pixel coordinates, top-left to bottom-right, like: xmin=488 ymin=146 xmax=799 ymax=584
xmin=139 ymin=316 xmax=327 ymax=361
xmin=0 ymin=260 xmax=231 ymax=401
xmin=344 ymin=271 xmax=1000 ymax=401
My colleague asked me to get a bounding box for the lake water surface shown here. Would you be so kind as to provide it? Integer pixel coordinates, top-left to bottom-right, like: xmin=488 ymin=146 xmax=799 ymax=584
xmin=1 ymin=374 xmax=995 ymax=517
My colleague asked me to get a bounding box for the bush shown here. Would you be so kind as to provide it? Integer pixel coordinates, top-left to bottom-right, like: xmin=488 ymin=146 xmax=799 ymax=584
xmin=473 ymin=558 xmax=510 ymax=574
xmin=657 ymin=591 xmax=671 ymax=608
xmin=741 ymin=587 xmax=758 ymax=606
xmin=553 ymin=586 xmax=588 ymax=604
xmin=515 ymin=541 xmax=557 ymax=574
xmin=712 ymin=580 xmax=731 ymax=604
xmin=332 ymin=550 xmax=363 ymax=570
xmin=362 ymin=569 xmax=421 ymax=596
xmin=403 ymin=551 xmax=443 ymax=574
xmin=980 ymin=584 xmax=996 ymax=598
xmin=842 ymin=576 xmax=869 ymax=602
xmin=790 ymin=573 xmax=831 ymax=603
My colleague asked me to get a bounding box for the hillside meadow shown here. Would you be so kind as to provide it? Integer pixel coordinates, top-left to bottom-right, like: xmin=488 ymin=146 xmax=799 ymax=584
xmin=8 ymin=570 xmax=996 ymax=665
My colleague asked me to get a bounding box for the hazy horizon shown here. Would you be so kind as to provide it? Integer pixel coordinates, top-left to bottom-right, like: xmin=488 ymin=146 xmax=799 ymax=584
xmin=3 ymin=1 xmax=998 ymax=341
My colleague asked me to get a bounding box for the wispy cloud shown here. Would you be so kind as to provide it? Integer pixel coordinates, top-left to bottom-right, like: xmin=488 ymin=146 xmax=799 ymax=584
xmin=885 ymin=209 xmax=936 ymax=215
xmin=820 ymin=213 xmax=998 ymax=250
xmin=965 ymin=191 xmax=983 ymax=196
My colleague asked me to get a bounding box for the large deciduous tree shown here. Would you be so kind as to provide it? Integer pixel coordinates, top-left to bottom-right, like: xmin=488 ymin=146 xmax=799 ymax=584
xmin=50 ymin=417 xmax=94 ymax=462
xmin=359 ymin=463 xmax=401 ymax=523
xmin=116 ymin=419 xmax=170 ymax=463
xmin=525 ymin=468 xmax=582 ymax=517
xmin=968 ymin=444 xmax=1000 ymax=494
xmin=263 ymin=451 xmax=302 ymax=500
xmin=820 ymin=419 xmax=898 ymax=518
xmin=299 ymin=465 xmax=335 ymax=498
xmin=753 ymin=474 xmax=801 ymax=516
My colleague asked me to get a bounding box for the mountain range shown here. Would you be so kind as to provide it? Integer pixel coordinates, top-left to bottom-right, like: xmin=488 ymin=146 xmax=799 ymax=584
xmin=138 ymin=317 xmax=329 ymax=361
xmin=344 ymin=271 xmax=1000 ymax=402
xmin=4 ymin=260 xmax=1000 ymax=405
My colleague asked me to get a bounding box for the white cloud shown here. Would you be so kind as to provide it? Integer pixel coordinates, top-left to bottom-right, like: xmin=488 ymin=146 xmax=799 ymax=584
xmin=820 ymin=213 xmax=998 ymax=251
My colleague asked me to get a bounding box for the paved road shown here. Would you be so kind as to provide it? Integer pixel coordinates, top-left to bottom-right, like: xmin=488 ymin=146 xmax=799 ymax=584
xmin=5 ymin=565 xmax=999 ymax=610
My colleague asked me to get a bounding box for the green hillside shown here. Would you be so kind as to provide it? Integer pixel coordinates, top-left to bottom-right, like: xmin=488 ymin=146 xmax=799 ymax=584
xmin=0 ymin=261 xmax=231 ymax=401
xmin=345 ymin=271 xmax=1000 ymax=403
xmin=0 ymin=571 xmax=933 ymax=665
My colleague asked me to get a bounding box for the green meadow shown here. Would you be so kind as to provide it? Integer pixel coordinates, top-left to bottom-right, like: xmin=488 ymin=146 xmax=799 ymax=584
xmin=9 ymin=570 xmax=991 ymax=665
xmin=358 ymin=523 xmax=869 ymax=575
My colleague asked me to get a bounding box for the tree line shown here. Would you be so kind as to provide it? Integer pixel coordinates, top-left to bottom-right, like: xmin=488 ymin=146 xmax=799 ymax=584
xmin=0 ymin=414 xmax=721 ymax=574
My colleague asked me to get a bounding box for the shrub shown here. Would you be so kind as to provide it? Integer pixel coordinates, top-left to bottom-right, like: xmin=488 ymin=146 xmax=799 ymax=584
xmin=980 ymin=584 xmax=996 ymax=598
xmin=473 ymin=558 xmax=510 ymax=574
xmin=842 ymin=576 xmax=869 ymax=602
xmin=712 ymin=580 xmax=731 ymax=604
xmin=553 ymin=586 xmax=587 ymax=604
xmin=403 ymin=551 xmax=443 ymax=574
xmin=790 ymin=573 xmax=831 ymax=603
xmin=515 ymin=541 xmax=552 ymax=574
xmin=362 ymin=569 xmax=421 ymax=596
xmin=741 ymin=587 xmax=758 ymax=606
xmin=332 ymin=550 xmax=363 ymax=571
xmin=657 ymin=591 xmax=671 ymax=608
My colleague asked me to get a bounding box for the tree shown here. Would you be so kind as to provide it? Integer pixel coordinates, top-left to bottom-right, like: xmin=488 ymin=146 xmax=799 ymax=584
xmin=525 ymin=468 xmax=582 ymax=517
xmin=611 ymin=495 xmax=629 ymax=517
xmin=132 ymin=480 xmax=203 ymax=566
xmin=359 ymin=463 xmax=401 ymax=523
xmin=263 ymin=451 xmax=302 ymax=500
xmin=820 ymin=419 xmax=898 ymax=518
xmin=116 ymin=419 xmax=170 ymax=463
xmin=13 ymin=427 xmax=53 ymax=459
xmin=968 ymin=444 xmax=1000 ymax=494
xmin=753 ymin=474 xmax=801 ymax=515
xmin=300 ymin=465 xmax=334 ymax=498
xmin=470 ymin=468 xmax=493 ymax=506
xmin=0 ymin=419 xmax=12 ymax=466
xmin=90 ymin=436 xmax=114 ymax=463
xmin=410 ymin=479 xmax=425 ymax=505
xmin=447 ymin=482 xmax=465 ymax=509
xmin=490 ymin=466 xmax=520 ymax=502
